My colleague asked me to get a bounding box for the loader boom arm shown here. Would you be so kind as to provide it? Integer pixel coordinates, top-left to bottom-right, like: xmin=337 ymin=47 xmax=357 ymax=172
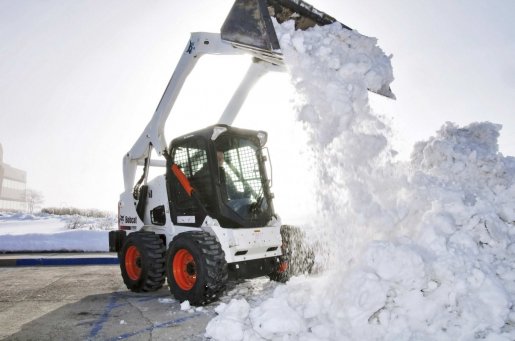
xmin=122 ymin=0 xmax=395 ymax=194
xmin=123 ymin=32 xmax=284 ymax=192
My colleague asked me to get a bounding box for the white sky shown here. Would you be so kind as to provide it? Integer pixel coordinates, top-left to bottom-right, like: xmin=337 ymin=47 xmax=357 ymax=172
xmin=1 ymin=0 xmax=514 ymax=213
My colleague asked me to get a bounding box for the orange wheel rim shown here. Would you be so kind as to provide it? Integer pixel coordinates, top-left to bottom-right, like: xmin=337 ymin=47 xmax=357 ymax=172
xmin=125 ymin=245 xmax=142 ymax=280
xmin=173 ymin=249 xmax=197 ymax=290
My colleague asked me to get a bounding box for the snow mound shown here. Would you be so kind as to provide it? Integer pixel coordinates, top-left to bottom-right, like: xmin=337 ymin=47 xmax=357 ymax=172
xmin=206 ymin=20 xmax=515 ymax=341
xmin=0 ymin=213 xmax=114 ymax=251
xmin=0 ymin=212 xmax=38 ymax=221
xmin=0 ymin=230 xmax=109 ymax=252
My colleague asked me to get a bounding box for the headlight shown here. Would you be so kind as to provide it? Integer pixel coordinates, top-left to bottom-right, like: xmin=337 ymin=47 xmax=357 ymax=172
xmin=257 ymin=131 xmax=267 ymax=146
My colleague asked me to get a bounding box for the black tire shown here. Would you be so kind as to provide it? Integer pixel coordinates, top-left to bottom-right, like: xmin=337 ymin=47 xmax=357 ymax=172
xmin=269 ymin=225 xmax=315 ymax=283
xmin=119 ymin=231 xmax=166 ymax=292
xmin=166 ymin=231 xmax=228 ymax=306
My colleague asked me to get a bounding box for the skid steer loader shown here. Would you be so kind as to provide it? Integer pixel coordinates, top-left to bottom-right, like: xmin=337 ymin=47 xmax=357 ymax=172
xmin=109 ymin=0 xmax=394 ymax=305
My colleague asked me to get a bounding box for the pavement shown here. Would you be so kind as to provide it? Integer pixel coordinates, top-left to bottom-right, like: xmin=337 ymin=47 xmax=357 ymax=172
xmin=0 ymin=252 xmax=119 ymax=267
xmin=0 ymin=253 xmax=215 ymax=340
xmin=0 ymin=265 xmax=213 ymax=340
xmin=0 ymin=253 xmax=272 ymax=340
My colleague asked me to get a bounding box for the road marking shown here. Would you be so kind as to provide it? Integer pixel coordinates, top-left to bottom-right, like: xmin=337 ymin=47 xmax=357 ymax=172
xmin=105 ymin=314 xmax=201 ymax=341
xmin=89 ymin=293 xmax=120 ymax=338
xmin=0 ymin=257 xmax=118 ymax=267
xmin=88 ymin=291 xmax=201 ymax=340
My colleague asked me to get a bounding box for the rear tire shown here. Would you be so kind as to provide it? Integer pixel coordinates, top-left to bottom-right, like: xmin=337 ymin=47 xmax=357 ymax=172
xmin=166 ymin=231 xmax=228 ymax=305
xmin=269 ymin=225 xmax=315 ymax=283
xmin=119 ymin=231 xmax=166 ymax=292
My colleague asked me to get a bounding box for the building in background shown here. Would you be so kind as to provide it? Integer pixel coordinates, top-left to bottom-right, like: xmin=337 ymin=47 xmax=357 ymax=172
xmin=0 ymin=143 xmax=27 ymax=211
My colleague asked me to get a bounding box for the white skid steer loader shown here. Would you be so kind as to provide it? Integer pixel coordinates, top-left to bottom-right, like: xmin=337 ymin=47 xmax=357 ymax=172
xmin=109 ymin=0 xmax=394 ymax=305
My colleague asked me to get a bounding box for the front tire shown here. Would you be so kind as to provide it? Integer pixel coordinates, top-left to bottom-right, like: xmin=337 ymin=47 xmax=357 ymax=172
xmin=166 ymin=231 xmax=228 ymax=305
xmin=119 ymin=231 xmax=166 ymax=292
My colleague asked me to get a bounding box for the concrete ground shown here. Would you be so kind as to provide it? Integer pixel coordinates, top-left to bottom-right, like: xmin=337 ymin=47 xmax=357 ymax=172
xmin=0 ymin=265 xmax=214 ymax=340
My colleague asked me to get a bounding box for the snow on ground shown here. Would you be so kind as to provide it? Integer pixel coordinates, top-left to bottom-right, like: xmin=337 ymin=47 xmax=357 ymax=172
xmin=0 ymin=212 xmax=115 ymax=252
xmin=205 ymin=20 xmax=515 ymax=340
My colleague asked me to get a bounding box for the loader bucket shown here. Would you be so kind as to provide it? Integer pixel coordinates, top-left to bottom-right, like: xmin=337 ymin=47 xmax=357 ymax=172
xmin=221 ymin=0 xmax=395 ymax=99
xmin=221 ymin=0 xmax=350 ymax=52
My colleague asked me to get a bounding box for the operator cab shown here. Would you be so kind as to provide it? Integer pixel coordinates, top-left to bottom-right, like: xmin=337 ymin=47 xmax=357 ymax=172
xmin=167 ymin=125 xmax=275 ymax=228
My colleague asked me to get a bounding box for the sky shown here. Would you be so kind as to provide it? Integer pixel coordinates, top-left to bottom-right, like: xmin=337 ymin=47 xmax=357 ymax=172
xmin=1 ymin=0 xmax=514 ymax=213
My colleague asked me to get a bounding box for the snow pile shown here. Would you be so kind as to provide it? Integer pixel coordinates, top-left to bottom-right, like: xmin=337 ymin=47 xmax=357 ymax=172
xmin=64 ymin=214 xmax=116 ymax=230
xmin=0 ymin=212 xmax=38 ymax=221
xmin=0 ymin=213 xmax=115 ymax=252
xmin=206 ymin=299 xmax=251 ymax=341
xmin=205 ymin=21 xmax=515 ymax=340
xmin=0 ymin=230 xmax=109 ymax=252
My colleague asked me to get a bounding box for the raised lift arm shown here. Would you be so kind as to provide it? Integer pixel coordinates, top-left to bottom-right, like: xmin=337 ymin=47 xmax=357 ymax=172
xmin=123 ymin=32 xmax=285 ymax=193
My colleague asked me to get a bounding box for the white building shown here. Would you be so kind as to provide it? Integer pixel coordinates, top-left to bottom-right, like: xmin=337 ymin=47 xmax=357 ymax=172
xmin=0 ymin=143 xmax=27 ymax=211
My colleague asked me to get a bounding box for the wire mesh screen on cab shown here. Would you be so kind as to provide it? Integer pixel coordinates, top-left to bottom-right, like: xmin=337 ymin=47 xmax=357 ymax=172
xmin=224 ymin=146 xmax=263 ymax=200
xmin=172 ymin=141 xmax=208 ymax=178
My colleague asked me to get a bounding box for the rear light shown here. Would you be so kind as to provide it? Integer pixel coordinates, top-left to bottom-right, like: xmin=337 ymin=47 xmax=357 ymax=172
xmin=277 ymin=261 xmax=288 ymax=273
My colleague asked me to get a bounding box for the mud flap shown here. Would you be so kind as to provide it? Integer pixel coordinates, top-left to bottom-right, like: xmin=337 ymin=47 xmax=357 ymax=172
xmin=109 ymin=230 xmax=126 ymax=252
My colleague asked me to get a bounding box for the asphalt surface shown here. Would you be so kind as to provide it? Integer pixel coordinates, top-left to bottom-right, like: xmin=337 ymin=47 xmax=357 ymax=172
xmin=0 ymin=262 xmax=215 ymax=340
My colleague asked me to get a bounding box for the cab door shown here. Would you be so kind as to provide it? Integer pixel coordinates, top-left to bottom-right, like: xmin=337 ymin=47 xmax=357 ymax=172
xmin=167 ymin=138 xmax=214 ymax=227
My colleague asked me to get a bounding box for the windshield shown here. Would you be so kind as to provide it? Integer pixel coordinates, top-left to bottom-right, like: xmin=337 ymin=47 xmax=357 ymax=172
xmin=216 ymin=136 xmax=272 ymax=221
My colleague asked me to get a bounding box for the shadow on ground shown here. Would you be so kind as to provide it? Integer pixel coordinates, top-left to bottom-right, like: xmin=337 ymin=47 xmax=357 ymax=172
xmin=6 ymin=289 xmax=214 ymax=341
